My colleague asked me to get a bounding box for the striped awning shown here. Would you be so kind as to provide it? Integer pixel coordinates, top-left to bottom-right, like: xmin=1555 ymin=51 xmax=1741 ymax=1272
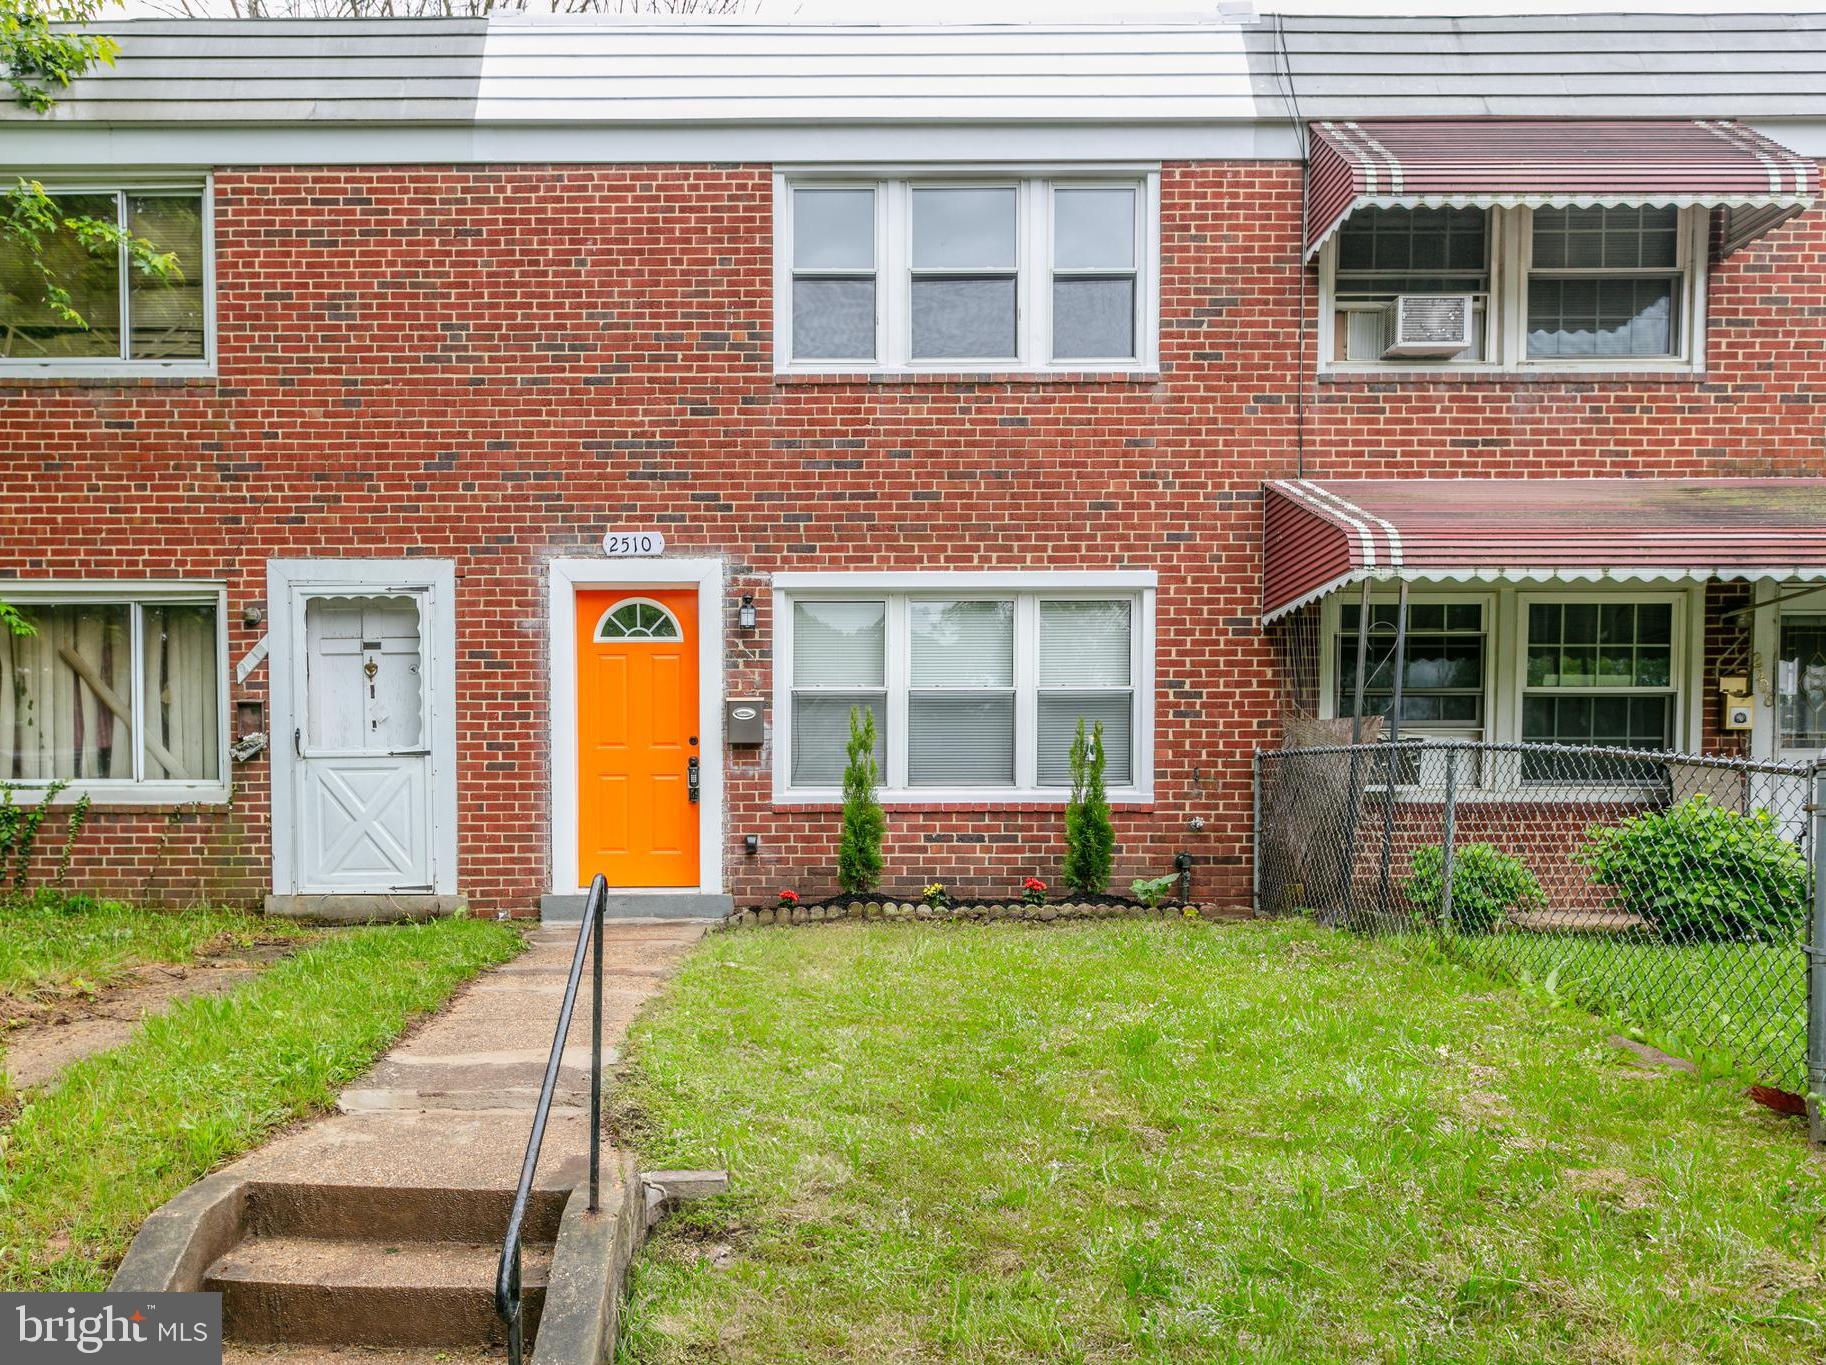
xmin=1305 ymin=120 xmax=1818 ymax=260
xmin=1262 ymin=478 xmax=1826 ymax=623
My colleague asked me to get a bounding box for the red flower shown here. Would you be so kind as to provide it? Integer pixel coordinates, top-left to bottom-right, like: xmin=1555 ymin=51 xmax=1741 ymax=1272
xmin=778 ymin=889 xmax=800 ymax=905
xmin=1023 ymin=877 xmax=1047 ymax=891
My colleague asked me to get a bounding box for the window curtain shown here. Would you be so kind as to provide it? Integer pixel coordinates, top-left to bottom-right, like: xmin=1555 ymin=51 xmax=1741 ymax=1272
xmin=0 ymin=602 xmax=217 ymax=783
xmin=141 ymin=604 xmax=220 ymax=780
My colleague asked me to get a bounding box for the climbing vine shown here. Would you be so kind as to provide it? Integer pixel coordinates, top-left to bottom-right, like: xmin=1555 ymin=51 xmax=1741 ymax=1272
xmin=0 ymin=778 xmax=91 ymax=894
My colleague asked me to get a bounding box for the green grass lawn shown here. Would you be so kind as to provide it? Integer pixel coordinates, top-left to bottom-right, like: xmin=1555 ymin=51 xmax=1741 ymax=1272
xmin=1448 ymin=931 xmax=1806 ymax=1092
xmin=0 ymin=916 xmax=520 ymax=1289
xmin=0 ymin=892 xmax=315 ymax=1016
xmin=616 ymin=921 xmax=1826 ymax=1364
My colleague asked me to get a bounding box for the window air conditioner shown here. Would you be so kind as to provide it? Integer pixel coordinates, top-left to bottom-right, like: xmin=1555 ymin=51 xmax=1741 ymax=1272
xmin=1380 ymin=294 xmax=1475 ymax=359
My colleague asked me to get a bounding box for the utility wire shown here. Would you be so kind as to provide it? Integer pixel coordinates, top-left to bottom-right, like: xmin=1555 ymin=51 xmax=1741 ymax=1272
xmin=1271 ymin=11 xmax=1310 ymax=478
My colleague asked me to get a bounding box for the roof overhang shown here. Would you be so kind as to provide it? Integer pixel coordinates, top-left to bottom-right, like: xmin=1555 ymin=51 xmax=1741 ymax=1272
xmin=1304 ymin=119 xmax=1819 ymax=260
xmin=1261 ymin=478 xmax=1826 ymax=623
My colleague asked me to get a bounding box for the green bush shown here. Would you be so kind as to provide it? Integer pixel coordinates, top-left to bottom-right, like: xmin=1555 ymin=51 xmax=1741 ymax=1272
xmin=1402 ymin=842 xmax=1544 ymax=934
xmin=1062 ymin=719 xmax=1115 ymax=895
xmin=836 ymin=706 xmax=885 ymax=895
xmin=1577 ymin=795 xmax=1809 ymax=944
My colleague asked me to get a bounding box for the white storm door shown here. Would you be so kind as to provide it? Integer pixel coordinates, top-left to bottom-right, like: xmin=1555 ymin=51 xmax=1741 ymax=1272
xmin=294 ymin=594 xmax=435 ymax=893
xmin=1775 ymin=599 xmax=1826 ymax=764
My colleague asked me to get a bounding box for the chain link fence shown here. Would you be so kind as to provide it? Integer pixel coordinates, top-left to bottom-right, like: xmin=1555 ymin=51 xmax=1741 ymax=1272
xmin=1254 ymin=739 xmax=1819 ymax=1099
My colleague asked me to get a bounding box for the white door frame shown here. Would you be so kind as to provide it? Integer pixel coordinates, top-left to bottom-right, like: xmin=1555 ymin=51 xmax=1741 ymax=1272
xmin=1751 ymin=578 xmax=1826 ymax=762
xmin=268 ymin=558 xmax=459 ymax=896
xmin=548 ymin=556 xmax=726 ymax=897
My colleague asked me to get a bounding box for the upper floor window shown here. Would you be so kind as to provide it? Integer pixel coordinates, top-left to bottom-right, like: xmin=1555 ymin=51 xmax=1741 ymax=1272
xmin=1525 ymin=206 xmax=1681 ymax=360
xmin=1321 ymin=203 xmax=1702 ymax=373
xmin=776 ymin=171 xmax=1158 ymax=375
xmin=0 ymin=183 xmax=211 ymax=376
xmin=1333 ymin=206 xmax=1493 ymax=363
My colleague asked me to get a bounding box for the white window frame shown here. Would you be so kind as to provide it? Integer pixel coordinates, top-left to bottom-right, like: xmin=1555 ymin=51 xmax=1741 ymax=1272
xmin=772 ymin=570 xmax=1155 ymax=804
xmin=1513 ymin=589 xmax=1689 ymax=754
xmin=773 ymin=166 xmax=1161 ymax=376
xmin=1318 ymin=591 xmax=1498 ymax=743
xmin=0 ymin=175 xmax=216 ymax=380
xmin=1317 ymin=204 xmax=1707 ymax=377
xmin=1318 ymin=584 xmax=1701 ymax=796
xmin=0 ymin=580 xmax=230 ymax=805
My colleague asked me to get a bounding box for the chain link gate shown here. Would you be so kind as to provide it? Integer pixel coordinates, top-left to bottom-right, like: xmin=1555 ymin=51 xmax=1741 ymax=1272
xmin=1254 ymin=739 xmax=1823 ymax=1126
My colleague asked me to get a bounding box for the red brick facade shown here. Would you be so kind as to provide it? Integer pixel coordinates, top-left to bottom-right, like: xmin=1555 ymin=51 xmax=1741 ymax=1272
xmin=4 ymin=161 xmax=1824 ymax=914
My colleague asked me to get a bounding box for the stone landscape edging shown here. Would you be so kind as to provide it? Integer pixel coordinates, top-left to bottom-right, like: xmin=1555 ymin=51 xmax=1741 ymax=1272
xmin=716 ymin=900 xmax=1222 ymax=930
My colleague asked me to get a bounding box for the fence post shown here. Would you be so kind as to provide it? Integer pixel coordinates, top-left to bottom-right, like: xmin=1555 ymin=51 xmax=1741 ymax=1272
xmin=1376 ymin=582 xmax=1410 ymax=918
xmin=1810 ymin=761 xmax=1826 ymax=1145
xmin=1251 ymin=749 xmax=1262 ymax=916
xmin=1439 ymin=750 xmax=1459 ymax=937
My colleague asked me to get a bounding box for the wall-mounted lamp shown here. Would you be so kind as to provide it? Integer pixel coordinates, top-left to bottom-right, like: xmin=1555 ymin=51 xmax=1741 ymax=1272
xmin=738 ymin=593 xmax=757 ymax=629
xmin=743 ymin=834 xmax=760 ymax=856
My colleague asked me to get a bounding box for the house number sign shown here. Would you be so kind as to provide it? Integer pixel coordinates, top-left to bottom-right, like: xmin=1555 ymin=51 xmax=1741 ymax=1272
xmin=601 ymin=530 xmax=665 ymax=556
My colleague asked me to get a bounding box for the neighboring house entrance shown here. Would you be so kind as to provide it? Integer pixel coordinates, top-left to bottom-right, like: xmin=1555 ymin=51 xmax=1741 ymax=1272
xmin=575 ymin=589 xmax=700 ymax=887
xmin=268 ymin=560 xmax=459 ymax=911
xmin=1774 ymin=598 xmax=1826 ymax=764
xmin=1750 ymin=585 xmax=1826 ymax=767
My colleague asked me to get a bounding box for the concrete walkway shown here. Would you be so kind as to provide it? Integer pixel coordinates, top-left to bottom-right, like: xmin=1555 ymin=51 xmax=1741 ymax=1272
xmin=186 ymin=918 xmax=708 ymax=1362
xmin=233 ymin=919 xmax=704 ymax=1192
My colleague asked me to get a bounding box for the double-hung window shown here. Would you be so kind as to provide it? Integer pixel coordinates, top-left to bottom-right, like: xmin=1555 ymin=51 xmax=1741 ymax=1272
xmin=1525 ymin=205 xmax=1682 ymax=360
xmin=777 ymin=172 xmax=1157 ymax=373
xmin=1521 ymin=598 xmax=1677 ymax=781
xmin=0 ymin=183 xmax=212 ymax=375
xmin=0 ymin=585 xmax=228 ymax=801
xmin=909 ymin=188 xmax=1020 ymax=362
xmin=1334 ymin=600 xmax=1488 ymax=737
xmin=776 ymin=577 xmax=1153 ymax=800
xmin=1331 ymin=207 xmax=1492 ymax=363
xmin=907 ymin=600 xmax=1018 ymax=785
xmin=1320 ymin=202 xmax=1701 ymax=372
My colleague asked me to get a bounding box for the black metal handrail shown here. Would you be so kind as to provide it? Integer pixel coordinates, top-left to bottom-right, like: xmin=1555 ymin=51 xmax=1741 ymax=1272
xmin=496 ymin=873 xmax=606 ymax=1365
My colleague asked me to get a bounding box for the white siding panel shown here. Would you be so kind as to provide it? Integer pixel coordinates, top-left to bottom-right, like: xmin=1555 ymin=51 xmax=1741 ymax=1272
xmin=3 ymin=12 xmax=1826 ymax=137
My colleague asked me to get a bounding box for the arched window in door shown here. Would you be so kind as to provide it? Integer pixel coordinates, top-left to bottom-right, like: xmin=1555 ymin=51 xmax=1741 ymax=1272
xmin=594 ymin=598 xmax=682 ymax=641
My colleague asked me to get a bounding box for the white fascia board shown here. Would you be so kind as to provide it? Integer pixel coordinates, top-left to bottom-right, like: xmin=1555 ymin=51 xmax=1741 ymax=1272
xmin=773 ymin=569 xmax=1158 ymax=590
xmin=0 ymin=119 xmax=1304 ymax=171
xmin=1748 ymin=120 xmax=1826 ymax=158
xmin=14 ymin=112 xmax=1818 ymax=172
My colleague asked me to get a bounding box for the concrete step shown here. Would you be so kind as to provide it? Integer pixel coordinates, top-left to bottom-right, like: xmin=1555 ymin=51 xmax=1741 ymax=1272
xmin=538 ymin=892 xmax=730 ymax=923
xmin=244 ymin=1181 xmax=568 ymax=1246
xmin=207 ymin=1236 xmax=551 ymax=1348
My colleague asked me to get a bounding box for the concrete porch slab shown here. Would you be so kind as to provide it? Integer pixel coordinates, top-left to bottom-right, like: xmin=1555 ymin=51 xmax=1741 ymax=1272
xmin=264 ymin=894 xmax=468 ymax=923
xmin=540 ymin=892 xmax=731 ymax=923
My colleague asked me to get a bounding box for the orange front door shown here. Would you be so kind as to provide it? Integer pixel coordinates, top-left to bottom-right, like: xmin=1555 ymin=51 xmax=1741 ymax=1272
xmin=576 ymin=589 xmax=700 ymax=888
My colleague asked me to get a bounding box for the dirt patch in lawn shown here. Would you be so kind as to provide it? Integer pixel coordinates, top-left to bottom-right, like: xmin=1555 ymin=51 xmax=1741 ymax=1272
xmin=3 ymin=963 xmax=260 ymax=1090
xmin=2 ymin=934 xmax=310 ymax=1092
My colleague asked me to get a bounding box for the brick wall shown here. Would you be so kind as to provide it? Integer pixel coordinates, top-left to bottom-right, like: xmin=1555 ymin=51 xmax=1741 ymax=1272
xmin=3 ymin=161 xmax=1823 ymax=913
